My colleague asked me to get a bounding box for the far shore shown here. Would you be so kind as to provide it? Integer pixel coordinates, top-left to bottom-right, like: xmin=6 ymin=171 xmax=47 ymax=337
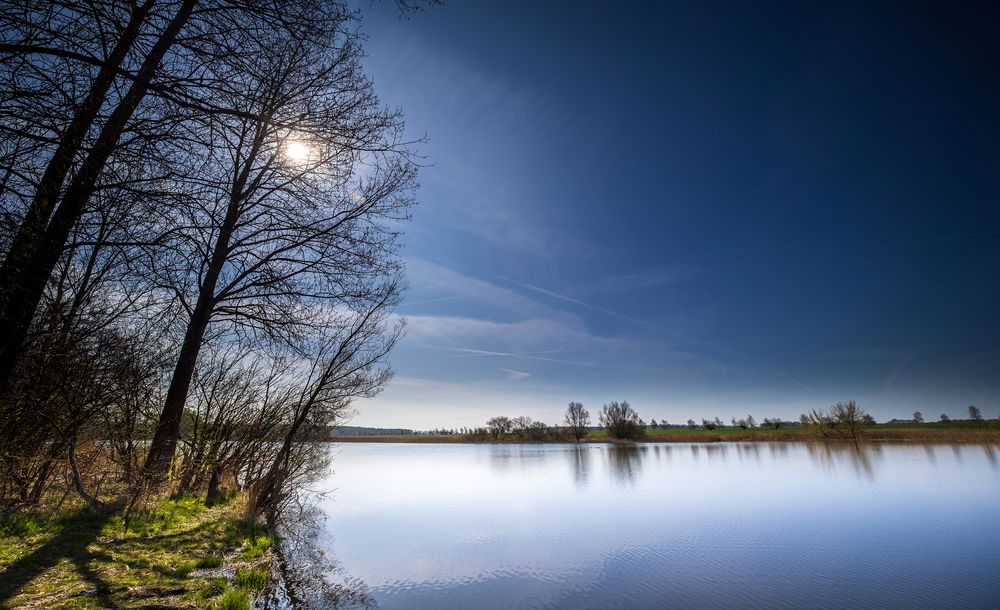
xmin=330 ymin=422 xmax=1000 ymax=445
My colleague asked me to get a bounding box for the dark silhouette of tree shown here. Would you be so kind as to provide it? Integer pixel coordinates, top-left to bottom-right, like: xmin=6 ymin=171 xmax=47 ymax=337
xmin=702 ymin=418 xmax=717 ymax=431
xmin=968 ymin=404 xmax=983 ymax=422
xmin=599 ymin=401 xmax=644 ymax=440
xmin=746 ymin=414 xmax=756 ymax=428
xmin=564 ymin=402 xmax=589 ymax=442
xmin=527 ymin=421 xmax=549 ymax=441
xmin=486 ymin=416 xmax=512 ymax=440
xmin=762 ymin=417 xmax=783 ymax=429
xmin=940 ymin=413 xmax=951 ymax=422
xmin=140 ymin=6 xmax=417 ymax=480
xmin=511 ymin=416 xmax=532 ymax=439
xmin=804 ymin=401 xmax=868 ymax=440
xmin=686 ymin=418 xmax=696 ymax=429
xmin=913 ymin=411 xmax=924 ymax=423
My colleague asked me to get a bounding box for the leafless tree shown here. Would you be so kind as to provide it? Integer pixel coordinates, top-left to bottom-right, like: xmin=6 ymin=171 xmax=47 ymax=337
xmin=831 ymin=400 xmax=866 ymax=440
xmin=510 ymin=416 xmax=533 ymax=439
xmin=245 ymin=293 xmax=401 ymax=522
xmin=0 ymin=0 xmax=372 ymax=397
xmin=968 ymin=404 xmax=983 ymax=422
xmin=913 ymin=411 xmax=923 ymax=423
xmin=486 ymin=416 xmax=512 ymax=440
xmin=600 ymin=401 xmax=644 ymax=440
xmin=564 ymin=402 xmax=589 ymax=442
xmin=139 ymin=8 xmax=417 ymax=480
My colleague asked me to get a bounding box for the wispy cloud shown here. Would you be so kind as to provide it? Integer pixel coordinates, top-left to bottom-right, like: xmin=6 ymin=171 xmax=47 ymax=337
xmin=495 ymin=275 xmax=678 ymax=335
xmin=499 ymin=368 xmax=532 ymax=380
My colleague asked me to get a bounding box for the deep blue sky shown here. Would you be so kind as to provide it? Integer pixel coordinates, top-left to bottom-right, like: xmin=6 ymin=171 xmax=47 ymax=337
xmin=354 ymin=1 xmax=1000 ymax=428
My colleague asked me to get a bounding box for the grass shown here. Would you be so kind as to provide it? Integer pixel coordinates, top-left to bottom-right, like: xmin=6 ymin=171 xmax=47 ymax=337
xmin=214 ymin=588 xmax=251 ymax=610
xmin=0 ymin=494 xmax=273 ymax=609
xmin=234 ymin=567 xmax=268 ymax=591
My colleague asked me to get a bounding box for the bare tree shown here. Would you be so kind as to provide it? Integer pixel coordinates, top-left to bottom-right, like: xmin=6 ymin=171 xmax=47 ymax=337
xmin=940 ymin=413 xmax=950 ymax=422
xmin=526 ymin=421 xmax=549 ymax=441
xmin=140 ymin=10 xmax=417 ymax=480
xmin=0 ymin=0 xmax=200 ymax=393
xmin=831 ymin=400 xmax=867 ymax=439
xmin=564 ymin=401 xmax=589 ymax=443
xmin=968 ymin=404 xmax=983 ymax=422
xmin=802 ymin=409 xmax=837 ymax=439
xmin=600 ymin=401 xmax=644 ymax=440
xmin=913 ymin=411 xmax=924 ymax=423
xmin=510 ymin=416 xmax=532 ymax=439
xmin=246 ymin=290 xmax=401 ymax=523
xmin=804 ymin=401 xmax=868 ymax=440
xmin=762 ymin=417 xmax=783 ymax=429
xmin=0 ymin=0 xmax=369 ymax=397
xmin=486 ymin=416 xmax=512 ymax=440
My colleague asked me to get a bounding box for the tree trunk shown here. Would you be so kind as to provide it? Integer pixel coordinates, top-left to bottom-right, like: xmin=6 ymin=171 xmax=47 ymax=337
xmin=0 ymin=0 xmax=196 ymax=396
xmin=205 ymin=467 xmax=221 ymax=505
xmin=142 ymin=299 xmax=213 ymax=481
xmin=142 ymin=118 xmax=265 ymax=483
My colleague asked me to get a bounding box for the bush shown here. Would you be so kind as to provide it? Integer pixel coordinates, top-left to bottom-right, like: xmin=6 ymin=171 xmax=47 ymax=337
xmin=599 ymin=401 xmax=645 ymax=440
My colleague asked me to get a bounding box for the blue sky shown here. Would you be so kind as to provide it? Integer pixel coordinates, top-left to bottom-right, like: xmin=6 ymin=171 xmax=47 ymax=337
xmin=352 ymin=1 xmax=1000 ymax=429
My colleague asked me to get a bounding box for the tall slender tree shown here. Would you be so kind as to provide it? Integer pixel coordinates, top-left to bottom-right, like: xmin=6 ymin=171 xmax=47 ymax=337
xmin=140 ymin=13 xmax=416 ymax=479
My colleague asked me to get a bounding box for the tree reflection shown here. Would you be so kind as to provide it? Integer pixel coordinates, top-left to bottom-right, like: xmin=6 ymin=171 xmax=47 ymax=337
xmin=568 ymin=446 xmax=592 ymax=490
xmin=263 ymin=507 xmax=376 ymax=610
xmin=983 ymin=444 xmax=998 ymax=469
xmin=605 ymin=444 xmax=645 ymax=487
xmin=804 ymin=441 xmax=878 ymax=481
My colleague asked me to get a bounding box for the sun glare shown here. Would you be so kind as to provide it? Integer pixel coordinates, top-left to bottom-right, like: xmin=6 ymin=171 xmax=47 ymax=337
xmin=283 ymin=140 xmax=313 ymax=164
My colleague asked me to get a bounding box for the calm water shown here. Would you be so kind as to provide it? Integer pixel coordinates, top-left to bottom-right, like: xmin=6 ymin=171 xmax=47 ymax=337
xmin=309 ymin=442 xmax=1000 ymax=609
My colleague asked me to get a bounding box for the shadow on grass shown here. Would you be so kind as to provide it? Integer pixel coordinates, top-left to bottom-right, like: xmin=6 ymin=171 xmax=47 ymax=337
xmin=0 ymin=509 xmax=114 ymax=608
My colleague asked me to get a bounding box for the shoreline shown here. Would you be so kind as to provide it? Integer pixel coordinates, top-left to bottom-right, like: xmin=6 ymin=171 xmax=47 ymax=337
xmin=330 ymin=426 xmax=1000 ymax=445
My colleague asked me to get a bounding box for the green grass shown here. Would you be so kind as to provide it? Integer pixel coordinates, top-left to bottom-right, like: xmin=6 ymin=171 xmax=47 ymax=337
xmin=234 ymin=567 xmax=268 ymax=591
xmin=0 ymin=494 xmax=274 ymax=608
xmin=197 ymin=555 xmax=223 ymax=569
xmin=214 ymin=588 xmax=252 ymax=610
xmin=239 ymin=534 xmax=272 ymax=560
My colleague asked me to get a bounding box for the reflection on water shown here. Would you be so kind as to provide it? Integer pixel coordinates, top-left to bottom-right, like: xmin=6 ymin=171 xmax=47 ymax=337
xmin=310 ymin=442 xmax=1000 ymax=609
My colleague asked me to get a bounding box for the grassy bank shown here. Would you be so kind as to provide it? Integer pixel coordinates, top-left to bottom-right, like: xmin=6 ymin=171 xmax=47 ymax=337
xmin=332 ymin=421 xmax=1000 ymax=444
xmin=0 ymin=495 xmax=273 ymax=609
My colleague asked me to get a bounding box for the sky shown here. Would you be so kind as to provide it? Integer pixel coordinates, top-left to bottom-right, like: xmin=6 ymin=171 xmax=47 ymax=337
xmin=350 ymin=0 xmax=1000 ymax=429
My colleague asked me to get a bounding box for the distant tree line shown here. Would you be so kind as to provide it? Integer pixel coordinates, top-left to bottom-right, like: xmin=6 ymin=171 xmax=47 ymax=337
xmin=458 ymin=400 xmax=997 ymax=446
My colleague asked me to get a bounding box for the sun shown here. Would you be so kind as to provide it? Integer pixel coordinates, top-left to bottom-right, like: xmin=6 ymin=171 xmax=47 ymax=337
xmin=283 ymin=140 xmax=313 ymax=164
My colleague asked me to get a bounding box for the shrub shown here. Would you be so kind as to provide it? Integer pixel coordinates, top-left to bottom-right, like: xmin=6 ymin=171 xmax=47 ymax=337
xmin=599 ymin=401 xmax=645 ymax=440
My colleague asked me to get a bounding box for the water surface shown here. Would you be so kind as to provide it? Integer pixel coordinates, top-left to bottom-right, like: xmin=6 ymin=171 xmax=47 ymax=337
xmin=312 ymin=442 xmax=1000 ymax=608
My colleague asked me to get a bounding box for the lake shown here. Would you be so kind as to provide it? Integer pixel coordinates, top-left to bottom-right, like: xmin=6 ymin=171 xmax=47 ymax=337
xmin=302 ymin=442 xmax=1000 ymax=609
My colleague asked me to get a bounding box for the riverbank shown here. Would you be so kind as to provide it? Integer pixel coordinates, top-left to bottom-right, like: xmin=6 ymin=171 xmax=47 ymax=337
xmin=332 ymin=421 xmax=1000 ymax=444
xmin=0 ymin=494 xmax=273 ymax=609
